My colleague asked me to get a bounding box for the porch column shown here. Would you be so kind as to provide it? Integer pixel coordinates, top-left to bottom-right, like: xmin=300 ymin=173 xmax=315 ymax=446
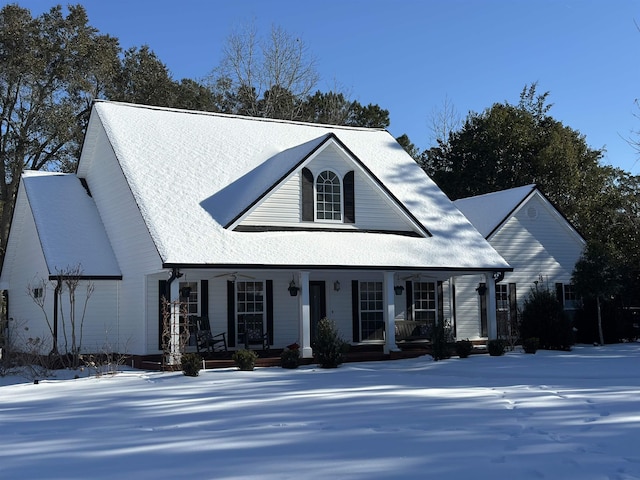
xmin=383 ymin=271 xmax=398 ymax=354
xmin=486 ymin=272 xmax=498 ymax=340
xmin=299 ymin=271 xmax=313 ymax=358
xmin=169 ymin=279 xmax=181 ymax=365
xmin=449 ymin=277 xmax=457 ymax=339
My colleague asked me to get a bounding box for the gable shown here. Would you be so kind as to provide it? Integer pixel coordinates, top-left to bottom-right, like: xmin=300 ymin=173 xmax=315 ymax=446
xmin=493 ymin=192 xmax=585 ymax=254
xmin=234 ymin=138 xmax=426 ymax=236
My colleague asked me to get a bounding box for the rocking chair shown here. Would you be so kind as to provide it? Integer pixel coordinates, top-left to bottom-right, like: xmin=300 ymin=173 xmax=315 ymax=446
xmin=195 ymin=316 xmax=227 ymax=353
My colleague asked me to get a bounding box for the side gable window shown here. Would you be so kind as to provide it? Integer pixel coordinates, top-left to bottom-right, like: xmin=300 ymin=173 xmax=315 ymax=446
xmin=316 ymin=170 xmax=342 ymax=221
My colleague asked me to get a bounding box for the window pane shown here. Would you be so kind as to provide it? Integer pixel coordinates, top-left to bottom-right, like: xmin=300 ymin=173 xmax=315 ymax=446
xmin=236 ymin=281 xmax=265 ymax=346
xmin=316 ymin=170 xmax=342 ymax=222
xmin=413 ymin=282 xmax=436 ymax=332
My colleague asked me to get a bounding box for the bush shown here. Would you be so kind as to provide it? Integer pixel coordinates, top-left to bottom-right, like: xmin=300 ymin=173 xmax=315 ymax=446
xmin=313 ymin=318 xmax=347 ymax=368
xmin=430 ymin=321 xmax=452 ymax=361
xmin=455 ymin=339 xmax=473 ymax=358
xmin=280 ymin=347 xmax=300 ymax=369
xmin=181 ymin=353 xmax=202 ymax=377
xmin=232 ymin=349 xmax=258 ymax=371
xmin=487 ymin=339 xmax=506 ymax=356
xmin=522 ymin=337 xmax=539 ymax=354
xmin=520 ymin=285 xmax=573 ymax=350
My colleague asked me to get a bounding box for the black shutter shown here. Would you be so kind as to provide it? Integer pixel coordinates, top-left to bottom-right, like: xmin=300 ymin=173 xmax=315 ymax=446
xmin=451 ymin=282 xmax=457 ymax=332
xmin=302 ymin=167 xmax=314 ymax=221
xmin=405 ymin=281 xmax=413 ymax=321
xmin=509 ymin=283 xmax=517 ymax=325
xmin=200 ymin=280 xmax=209 ymax=317
xmin=266 ymin=280 xmax=274 ymax=345
xmin=227 ymin=281 xmax=236 ymax=347
xmin=555 ymin=283 xmax=564 ymax=306
xmin=344 ymin=170 xmax=355 ymax=224
xmin=479 ymin=283 xmax=487 ymax=337
xmin=437 ymin=281 xmax=444 ymax=325
xmin=158 ymin=280 xmax=167 ymax=350
xmin=351 ymin=280 xmax=360 ymax=342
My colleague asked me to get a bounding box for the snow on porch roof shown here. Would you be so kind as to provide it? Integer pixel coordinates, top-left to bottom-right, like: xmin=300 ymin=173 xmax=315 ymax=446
xmin=83 ymin=101 xmax=510 ymax=271
xmin=22 ymin=171 xmax=121 ymax=278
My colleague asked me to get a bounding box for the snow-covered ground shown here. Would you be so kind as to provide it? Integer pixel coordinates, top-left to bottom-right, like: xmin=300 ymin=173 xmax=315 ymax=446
xmin=2 ymin=343 xmax=640 ymax=480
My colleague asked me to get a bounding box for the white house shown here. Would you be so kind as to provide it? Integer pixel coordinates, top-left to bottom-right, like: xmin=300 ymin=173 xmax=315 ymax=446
xmin=0 ymin=101 xmax=511 ymax=362
xmin=452 ymin=185 xmax=586 ymax=340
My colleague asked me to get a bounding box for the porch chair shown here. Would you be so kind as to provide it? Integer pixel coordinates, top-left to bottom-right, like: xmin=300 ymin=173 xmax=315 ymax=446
xmin=243 ymin=319 xmax=270 ymax=352
xmin=195 ymin=316 xmax=227 ymax=353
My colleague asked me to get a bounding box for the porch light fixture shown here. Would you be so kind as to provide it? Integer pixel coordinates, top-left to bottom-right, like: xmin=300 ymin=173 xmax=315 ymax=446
xmin=394 ymin=285 xmax=404 ymax=295
xmin=334 ymin=281 xmax=341 ymax=292
xmin=476 ymin=285 xmax=487 ymax=296
xmin=288 ymin=277 xmax=300 ymax=296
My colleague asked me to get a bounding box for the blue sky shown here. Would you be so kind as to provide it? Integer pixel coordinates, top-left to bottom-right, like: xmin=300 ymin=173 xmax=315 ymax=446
xmin=9 ymin=0 xmax=640 ymax=173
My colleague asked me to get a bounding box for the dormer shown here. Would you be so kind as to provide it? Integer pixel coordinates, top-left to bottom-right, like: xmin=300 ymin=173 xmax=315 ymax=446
xmin=231 ymin=134 xmax=428 ymax=237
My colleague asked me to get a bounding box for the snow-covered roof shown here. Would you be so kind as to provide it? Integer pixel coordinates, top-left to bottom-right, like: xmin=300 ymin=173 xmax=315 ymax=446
xmin=453 ymin=184 xmax=538 ymax=238
xmin=78 ymin=101 xmax=510 ymax=271
xmin=22 ymin=171 xmax=121 ymax=277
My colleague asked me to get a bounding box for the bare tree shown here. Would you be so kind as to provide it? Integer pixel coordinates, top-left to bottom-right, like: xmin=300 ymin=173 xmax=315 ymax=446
xmin=427 ymin=95 xmax=462 ymax=146
xmin=212 ymin=23 xmax=319 ymax=120
xmin=26 ymin=278 xmax=54 ymax=351
xmin=28 ymin=265 xmax=94 ymax=368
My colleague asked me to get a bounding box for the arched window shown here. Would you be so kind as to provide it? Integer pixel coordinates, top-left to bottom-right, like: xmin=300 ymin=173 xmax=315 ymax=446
xmin=316 ymin=170 xmax=342 ymax=221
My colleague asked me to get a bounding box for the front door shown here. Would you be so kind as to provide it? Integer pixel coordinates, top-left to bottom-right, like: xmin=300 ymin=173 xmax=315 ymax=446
xmin=309 ymin=281 xmax=326 ymax=343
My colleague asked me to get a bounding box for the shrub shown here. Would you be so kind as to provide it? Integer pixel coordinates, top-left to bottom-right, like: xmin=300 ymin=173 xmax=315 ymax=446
xmin=280 ymin=347 xmax=300 ymax=369
xmin=455 ymin=339 xmax=473 ymax=358
xmin=181 ymin=353 xmax=202 ymax=377
xmin=313 ymin=318 xmax=347 ymax=368
xmin=430 ymin=321 xmax=452 ymax=361
xmin=487 ymin=339 xmax=506 ymax=356
xmin=522 ymin=337 xmax=539 ymax=354
xmin=520 ymin=285 xmax=573 ymax=350
xmin=232 ymin=349 xmax=258 ymax=371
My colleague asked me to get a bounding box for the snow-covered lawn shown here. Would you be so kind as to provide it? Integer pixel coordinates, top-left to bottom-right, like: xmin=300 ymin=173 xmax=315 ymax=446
xmin=2 ymin=343 xmax=640 ymax=480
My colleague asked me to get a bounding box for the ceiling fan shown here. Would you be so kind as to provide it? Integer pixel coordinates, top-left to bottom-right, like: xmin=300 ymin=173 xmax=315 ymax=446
xmin=213 ymin=271 xmax=255 ymax=282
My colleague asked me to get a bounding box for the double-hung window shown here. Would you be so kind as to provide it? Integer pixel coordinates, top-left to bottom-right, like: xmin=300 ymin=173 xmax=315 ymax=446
xmin=236 ymin=281 xmax=264 ymax=347
xmin=179 ymin=281 xmax=198 ymax=346
xmin=413 ymin=282 xmax=437 ymax=334
xmin=359 ymin=281 xmax=384 ymax=341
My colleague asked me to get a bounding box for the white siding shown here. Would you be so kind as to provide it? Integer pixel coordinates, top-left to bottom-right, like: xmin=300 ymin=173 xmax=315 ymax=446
xmin=242 ymin=174 xmax=301 ymax=225
xmin=491 ymin=194 xmax=584 ymax=284
xmin=4 ymin=189 xmax=58 ymax=351
xmin=240 ymin=143 xmax=417 ymax=233
xmin=83 ymin=119 xmax=162 ymax=354
xmin=56 ymin=280 xmax=121 ymax=354
xmin=452 ymin=274 xmax=485 ymax=340
xmin=3 ymin=190 xmax=122 ymax=354
xmin=452 ymin=193 xmax=585 ymax=340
